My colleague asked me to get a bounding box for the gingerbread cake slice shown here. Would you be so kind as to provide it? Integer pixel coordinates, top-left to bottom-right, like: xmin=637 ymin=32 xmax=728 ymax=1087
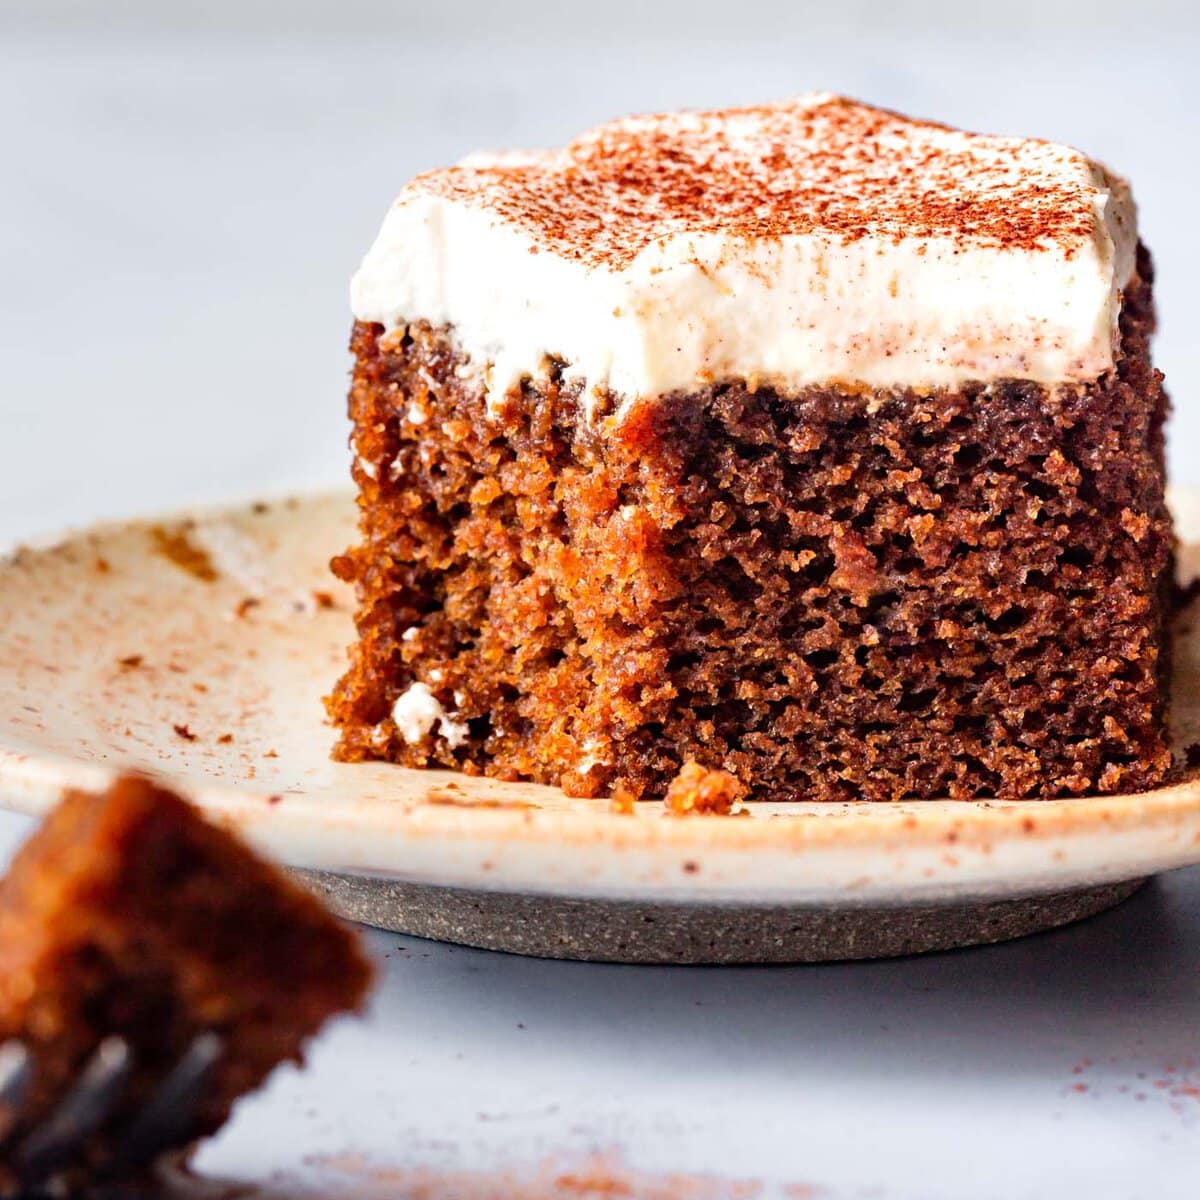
xmin=329 ymin=94 xmax=1172 ymax=802
xmin=0 ymin=775 xmax=373 ymax=1179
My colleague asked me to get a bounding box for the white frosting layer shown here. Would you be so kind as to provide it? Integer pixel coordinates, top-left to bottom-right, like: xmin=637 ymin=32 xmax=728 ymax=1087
xmin=351 ymin=96 xmax=1139 ymax=412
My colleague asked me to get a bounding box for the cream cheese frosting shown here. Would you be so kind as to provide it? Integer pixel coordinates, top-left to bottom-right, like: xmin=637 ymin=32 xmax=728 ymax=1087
xmin=351 ymin=94 xmax=1138 ymax=413
xmin=391 ymin=681 xmax=468 ymax=749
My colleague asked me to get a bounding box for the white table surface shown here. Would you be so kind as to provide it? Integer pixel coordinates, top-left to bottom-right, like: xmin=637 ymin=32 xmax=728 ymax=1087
xmin=3 ymin=5 xmax=1200 ymax=1196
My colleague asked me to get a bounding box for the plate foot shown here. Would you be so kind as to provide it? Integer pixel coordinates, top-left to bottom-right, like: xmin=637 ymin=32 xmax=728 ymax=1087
xmin=295 ymin=872 xmax=1147 ymax=964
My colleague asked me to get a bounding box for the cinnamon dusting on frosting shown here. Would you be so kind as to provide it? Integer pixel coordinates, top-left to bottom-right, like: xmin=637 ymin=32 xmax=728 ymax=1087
xmin=415 ymin=95 xmax=1111 ymax=269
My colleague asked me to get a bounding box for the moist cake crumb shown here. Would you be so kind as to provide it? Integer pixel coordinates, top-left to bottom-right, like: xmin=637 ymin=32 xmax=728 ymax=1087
xmin=328 ymin=279 xmax=1171 ymax=802
xmin=609 ymin=784 xmax=637 ymax=816
xmin=664 ymin=761 xmax=743 ymax=816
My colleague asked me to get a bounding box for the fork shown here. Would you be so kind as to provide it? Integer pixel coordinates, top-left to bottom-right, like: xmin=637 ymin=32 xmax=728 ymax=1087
xmin=0 ymin=1033 xmax=223 ymax=1198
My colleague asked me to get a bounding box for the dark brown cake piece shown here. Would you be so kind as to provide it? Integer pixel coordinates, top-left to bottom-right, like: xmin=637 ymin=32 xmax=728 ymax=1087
xmin=0 ymin=774 xmax=373 ymax=1179
xmin=330 ymin=96 xmax=1172 ymax=802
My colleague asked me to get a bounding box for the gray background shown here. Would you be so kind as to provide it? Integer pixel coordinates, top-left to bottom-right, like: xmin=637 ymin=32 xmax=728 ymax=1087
xmin=0 ymin=0 xmax=1196 ymax=543
xmin=3 ymin=4 xmax=1200 ymax=1197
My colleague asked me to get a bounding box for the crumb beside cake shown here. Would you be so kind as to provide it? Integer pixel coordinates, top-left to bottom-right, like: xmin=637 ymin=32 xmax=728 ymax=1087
xmin=664 ymin=761 xmax=743 ymax=817
xmin=0 ymin=774 xmax=372 ymax=1178
xmin=328 ymin=95 xmax=1172 ymax=803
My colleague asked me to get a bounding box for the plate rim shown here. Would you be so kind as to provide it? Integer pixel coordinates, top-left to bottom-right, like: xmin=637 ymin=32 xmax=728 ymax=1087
xmin=2 ymin=487 xmax=1199 ymax=906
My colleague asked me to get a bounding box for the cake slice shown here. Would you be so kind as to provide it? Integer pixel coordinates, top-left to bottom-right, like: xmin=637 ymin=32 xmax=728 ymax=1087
xmin=329 ymin=95 xmax=1172 ymax=802
xmin=0 ymin=774 xmax=373 ymax=1178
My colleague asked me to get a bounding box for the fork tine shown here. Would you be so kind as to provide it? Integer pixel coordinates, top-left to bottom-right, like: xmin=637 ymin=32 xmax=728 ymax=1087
xmin=0 ymin=1040 xmax=33 ymax=1144
xmin=110 ymin=1032 xmax=223 ymax=1172
xmin=14 ymin=1036 xmax=132 ymax=1183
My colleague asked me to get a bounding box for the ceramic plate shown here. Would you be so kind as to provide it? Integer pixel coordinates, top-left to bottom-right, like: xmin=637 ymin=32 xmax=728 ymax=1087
xmin=1 ymin=490 xmax=1199 ymax=960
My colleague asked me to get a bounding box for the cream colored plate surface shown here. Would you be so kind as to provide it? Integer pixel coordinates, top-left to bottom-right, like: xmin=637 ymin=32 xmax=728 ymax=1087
xmin=2 ymin=490 xmax=1199 ymax=907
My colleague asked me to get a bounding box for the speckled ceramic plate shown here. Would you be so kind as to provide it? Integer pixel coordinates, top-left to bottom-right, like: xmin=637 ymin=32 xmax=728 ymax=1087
xmin=1 ymin=490 xmax=1199 ymax=963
